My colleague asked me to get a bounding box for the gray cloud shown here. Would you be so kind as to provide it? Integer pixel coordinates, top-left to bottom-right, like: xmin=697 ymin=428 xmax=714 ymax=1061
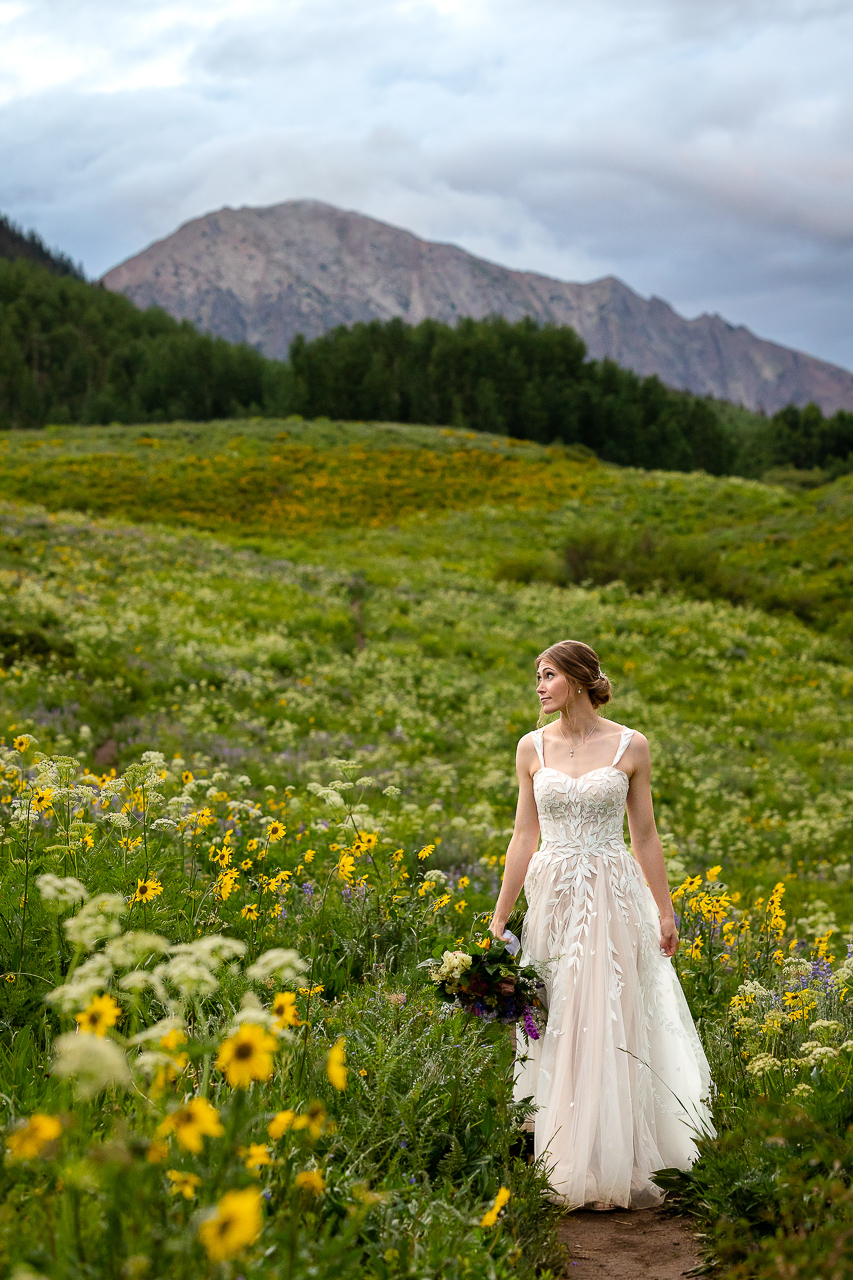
xmin=1 ymin=0 xmax=852 ymax=368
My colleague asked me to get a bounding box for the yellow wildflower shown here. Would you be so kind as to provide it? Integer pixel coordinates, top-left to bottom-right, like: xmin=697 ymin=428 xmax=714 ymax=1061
xmin=241 ymin=904 xmax=260 ymax=921
xmin=6 ymin=1114 xmax=62 ymax=1160
xmin=295 ymin=1169 xmax=325 ymax=1195
xmin=239 ymin=1143 xmax=272 ymax=1172
xmin=336 ymin=854 xmax=356 ymax=884
xmin=157 ymin=1098 xmax=224 ymax=1154
xmin=267 ymin=820 xmax=286 ymax=843
xmin=272 ymin=991 xmax=300 ymax=1029
xmin=167 ymin=1170 xmax=201 ymax=1199
xmin=216 ymin=1023 xmax=278 ymax=1089
xmin=326 ymin=1037 xmax=347 ymax=1091
xmin=76 ymin=993 xmax=121 ymax=1037
xmin=198 ymin=1187 xmax=263 ymax=1262
xmin=133 ymin=877 xmax=163 ymax=904
xmin=480 ymin=1187 xmax=511 ymax=1227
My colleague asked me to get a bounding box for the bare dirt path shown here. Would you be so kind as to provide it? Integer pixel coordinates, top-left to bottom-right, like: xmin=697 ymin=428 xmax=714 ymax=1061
xmin=559 ymin=1207 xmax=703 ymax=1279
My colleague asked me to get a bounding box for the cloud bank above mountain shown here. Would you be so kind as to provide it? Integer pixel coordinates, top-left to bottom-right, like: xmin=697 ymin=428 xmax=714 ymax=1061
xmin=2 ymin=0 xmax=852 ymax=368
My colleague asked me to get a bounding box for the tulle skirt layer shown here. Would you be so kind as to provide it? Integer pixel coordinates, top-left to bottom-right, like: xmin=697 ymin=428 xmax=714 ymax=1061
xmin=514 ymin=844 xmax=716 ymax=1210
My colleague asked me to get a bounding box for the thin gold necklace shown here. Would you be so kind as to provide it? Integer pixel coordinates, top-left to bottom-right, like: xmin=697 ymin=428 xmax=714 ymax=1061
xmin=558 ymin=715 xmax=599 ymax=758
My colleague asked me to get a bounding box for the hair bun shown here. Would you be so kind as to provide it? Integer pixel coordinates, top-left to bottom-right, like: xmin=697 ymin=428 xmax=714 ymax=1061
xmin=588 ymin=674 xmax=612 ymax=709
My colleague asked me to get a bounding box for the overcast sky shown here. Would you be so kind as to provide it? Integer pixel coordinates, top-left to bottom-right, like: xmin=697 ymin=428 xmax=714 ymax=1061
xmin=2 ymin=0 xmax=853 ymax=368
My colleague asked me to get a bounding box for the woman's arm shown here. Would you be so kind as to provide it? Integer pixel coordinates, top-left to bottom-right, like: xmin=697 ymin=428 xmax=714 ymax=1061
xmin=489 ymin=737 xmax=541 ymax=937
xmin=624 ymin=734 xmax=679 ymax=958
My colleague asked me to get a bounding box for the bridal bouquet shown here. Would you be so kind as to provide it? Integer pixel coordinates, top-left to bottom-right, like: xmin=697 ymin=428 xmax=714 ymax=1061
xmin=420 ymin=937 xmax=546 ymax=1042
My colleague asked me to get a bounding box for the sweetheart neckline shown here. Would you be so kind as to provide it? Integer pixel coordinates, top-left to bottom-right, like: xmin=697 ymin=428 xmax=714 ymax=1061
xmin=533 ymin=765 xmax=630 ymax=784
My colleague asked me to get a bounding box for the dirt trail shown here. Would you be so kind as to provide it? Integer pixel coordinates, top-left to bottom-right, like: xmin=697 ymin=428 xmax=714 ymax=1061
xmin=560 ymin=1207 xmax=703 ymax=1279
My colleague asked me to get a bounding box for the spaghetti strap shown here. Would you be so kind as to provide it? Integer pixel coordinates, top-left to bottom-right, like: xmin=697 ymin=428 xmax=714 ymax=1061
xmin=611 ymin=726 xmax=634 ymax=768
xmin=530 ymin=728 xmax=545 ymax=768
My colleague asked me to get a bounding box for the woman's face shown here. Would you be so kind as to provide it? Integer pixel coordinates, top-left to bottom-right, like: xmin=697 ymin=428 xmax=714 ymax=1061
xmin=536 ymin=661 xmax=570 ymax=714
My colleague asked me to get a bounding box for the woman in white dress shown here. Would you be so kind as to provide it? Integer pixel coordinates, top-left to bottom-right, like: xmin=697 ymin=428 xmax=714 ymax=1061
xmin=490 ymin=639 xmax=715 ymax=1212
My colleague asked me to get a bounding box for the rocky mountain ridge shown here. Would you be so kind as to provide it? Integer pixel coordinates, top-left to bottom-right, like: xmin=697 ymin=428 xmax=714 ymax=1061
xmin=102 ymin=200 xmax=853 ymax=414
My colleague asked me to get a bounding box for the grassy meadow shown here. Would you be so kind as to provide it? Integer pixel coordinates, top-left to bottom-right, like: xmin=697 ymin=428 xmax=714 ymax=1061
xmin=2 ymin=418 xmax=853 ymax=1278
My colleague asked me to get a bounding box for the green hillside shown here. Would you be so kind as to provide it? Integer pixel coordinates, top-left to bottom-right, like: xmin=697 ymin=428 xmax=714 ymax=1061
xmin=1 ymin=419 xmax=853 ymax=1278
xmin=0 ymin=418 xmax=851 ymax=636
xmin=3 ymin=248 xmax=853 ymax=481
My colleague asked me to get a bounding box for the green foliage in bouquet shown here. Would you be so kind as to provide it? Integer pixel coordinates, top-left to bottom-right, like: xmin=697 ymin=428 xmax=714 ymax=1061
xmin=420 ymin=939 xmax=545 ymax=1041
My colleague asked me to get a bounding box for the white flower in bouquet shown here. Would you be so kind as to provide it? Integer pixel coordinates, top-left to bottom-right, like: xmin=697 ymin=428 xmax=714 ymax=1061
xmin=432 ymin=950 xmax=473 ymax=984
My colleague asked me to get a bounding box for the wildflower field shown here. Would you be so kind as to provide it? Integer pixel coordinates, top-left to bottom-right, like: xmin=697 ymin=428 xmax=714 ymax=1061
xmin=2 ymin=417 xmax=853 ymax=1278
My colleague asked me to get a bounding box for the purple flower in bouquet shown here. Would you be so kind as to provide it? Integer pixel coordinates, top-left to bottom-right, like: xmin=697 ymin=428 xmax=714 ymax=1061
xmin=523 ymin=1008 xmax=540 ymax=1041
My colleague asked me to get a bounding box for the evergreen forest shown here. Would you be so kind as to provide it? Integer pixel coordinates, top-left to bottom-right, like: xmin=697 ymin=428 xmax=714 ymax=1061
xmin=2 ymin=243 xmax=853 ymax=481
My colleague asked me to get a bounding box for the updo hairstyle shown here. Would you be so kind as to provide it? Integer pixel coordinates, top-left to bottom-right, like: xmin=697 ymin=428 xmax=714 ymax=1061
xmin=536 ymin=640 xmax=612 ymax=712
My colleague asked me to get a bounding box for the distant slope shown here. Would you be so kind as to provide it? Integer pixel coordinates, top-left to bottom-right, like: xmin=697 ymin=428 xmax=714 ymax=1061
xmin=0 ymin=211 xmax=83 ymax=278
xmin=102 ymin=200 xmax=853 ymax=414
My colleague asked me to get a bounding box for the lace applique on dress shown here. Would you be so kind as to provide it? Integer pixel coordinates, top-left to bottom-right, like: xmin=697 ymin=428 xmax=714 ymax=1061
xmin=513 ymin=724 xmax=716 ymax=1210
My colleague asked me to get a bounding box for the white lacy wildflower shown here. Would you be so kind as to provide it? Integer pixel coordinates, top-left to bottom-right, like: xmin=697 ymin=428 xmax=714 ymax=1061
xmin=102 ymin=811 xmax=130 ymax=830
xmin=808 ymin=1019 xmax=844 ymax=1038
xmin=37 ymin=874 xmax=89 ymax=907
xmin=63 ymin=894 xmax=126 ymax=949
xmin=841 ymin=1040 xmax=853 ymax=1052
xmin=129 ymin=1016 xmax=186 ymax=1046
xmin=228 ymin=991 xmax=284 ymax=1033
xmin=738 ymin=979 xmax=772 ymax=1000
xmin=117 ymin=967 xmax=168 ymax=1002
xmin=801 ymin=1045 xmax=839 ymax=1067
xmin=163 ymin=956 xmax=219 ymax=997
xmin=135 ymin=1050 xmax=181 ymax=1079
xmin=151 ymin=818 xmax=178 ymax=832
xmin=791 ymin=1082 xmax=814 ymax=1098
xmin=105 ymin=931 xmax=170 ymax=967
xmin=52 ymin=1032 xmax=131 ymax=1099
xmin=45 ymin=953 xmax=115 ymax=1013
xmin=169 ymin=935 xmax=246 ymax=967
xmin=782 ymin=959 xmax=812 ymax=979
xmin=422 ymin=869 xmax=448 ymax=888
xmin=745 ymin=1053 xmax=781 ymax=1076
xmin=246 ymin=947 xmax=306 ymax=983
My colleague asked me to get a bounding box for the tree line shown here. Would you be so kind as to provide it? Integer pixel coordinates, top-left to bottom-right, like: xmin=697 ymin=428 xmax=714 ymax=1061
xmin=1 ymin=252 xmax=852 ymax=479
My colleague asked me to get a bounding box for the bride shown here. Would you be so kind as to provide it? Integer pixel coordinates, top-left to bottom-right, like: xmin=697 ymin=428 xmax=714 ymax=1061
xmin=489 ymin=639 xmax=715 ymax=1212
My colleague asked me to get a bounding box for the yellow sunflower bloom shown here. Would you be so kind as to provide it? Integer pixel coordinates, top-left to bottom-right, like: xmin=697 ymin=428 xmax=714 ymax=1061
xmin=133 ymin=877 xmax=163 ymax=904
xmin=239 ymin=1143 xmax=272 ymax=1172
xmin=157 ymin=1097 xmax=224 ymax=1154
xmin=326 ymin=1037 xmax=347 ymax=1091
xmin=216 ymin=1023 xmax=278 ymax=1089
xmin=6 ymin=1114 xmax=62 ymax=1160
xmin=167 ymin=1170 xmax=201 ymax=1199
xmin=480 ymin=1186 xmax=511 ymax=1228
xmin=295 ymin=1169 xmax=325 ymax=1196
xmin=198 ymin=1187 xmax=263 ymax=1262
xmin=272 ymin=990 xmax=300 ymax=1029
xmin=76 ymin=993 xmax=121 ymax=1037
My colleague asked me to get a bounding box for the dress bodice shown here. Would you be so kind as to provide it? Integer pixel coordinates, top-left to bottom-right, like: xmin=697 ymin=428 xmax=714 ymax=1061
xmin=531 ymin=725 xmax=634 ymax=858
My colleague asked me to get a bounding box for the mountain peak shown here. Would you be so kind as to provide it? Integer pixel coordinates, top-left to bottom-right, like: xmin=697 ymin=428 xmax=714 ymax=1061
xmin=101 ymin=200 xmax=853 ymax=414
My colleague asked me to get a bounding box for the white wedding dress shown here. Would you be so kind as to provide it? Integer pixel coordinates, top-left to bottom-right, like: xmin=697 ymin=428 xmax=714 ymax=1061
xmin=513 ymin=724 xmax=716 ymax=1210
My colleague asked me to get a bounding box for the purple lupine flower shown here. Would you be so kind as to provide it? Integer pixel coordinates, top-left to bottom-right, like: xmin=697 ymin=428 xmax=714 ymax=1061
xmin=302 ymin=882 xmax=315 ymax=899
xmin=341 ymin=885 xmax=352 ymax=902
xmin=523 ymin=1008 xmax=540 ymax=1041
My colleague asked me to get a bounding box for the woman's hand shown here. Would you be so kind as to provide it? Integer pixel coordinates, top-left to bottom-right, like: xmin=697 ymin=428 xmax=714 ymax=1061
xmin=659 ymin=916 xmax=679 ymax=958
xmin=489 ymin=915 xmax=507 ymax=940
